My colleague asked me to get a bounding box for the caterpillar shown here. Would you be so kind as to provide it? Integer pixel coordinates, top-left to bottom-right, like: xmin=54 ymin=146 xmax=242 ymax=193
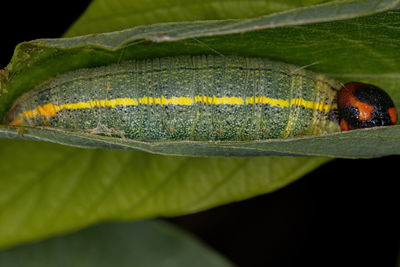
xmin=4 ymin=55 xmax=397 ymax=142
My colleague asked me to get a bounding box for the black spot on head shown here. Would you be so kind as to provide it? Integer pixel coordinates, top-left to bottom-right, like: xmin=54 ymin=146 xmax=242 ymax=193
xmin=354 ymin=84 xmax=394 ymax=111
xmin=355 ymin=84 xmax=395 ymax=127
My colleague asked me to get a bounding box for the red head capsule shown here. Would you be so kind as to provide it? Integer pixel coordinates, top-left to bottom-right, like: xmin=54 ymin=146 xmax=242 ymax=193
xmin=338 ymin=82 xmax=397 ymax=131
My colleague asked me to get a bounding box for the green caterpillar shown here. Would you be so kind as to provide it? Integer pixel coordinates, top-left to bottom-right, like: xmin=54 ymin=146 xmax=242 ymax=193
xmin=6 ymin=55 xmax=393 ymax=142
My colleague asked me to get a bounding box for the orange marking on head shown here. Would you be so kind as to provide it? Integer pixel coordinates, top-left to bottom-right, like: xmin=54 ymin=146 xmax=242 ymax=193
xmin=354 ymin=101 xmax=374 ymax=121
xmin=388 ymin=107 xmax=397 ymax=124
xmin=340 ymin=119 xmax=350 ymax=131
xmin=339 ymin=83 xmax=373 ymax=121
xmin=338 ymin=83 xmax=358 ymax=107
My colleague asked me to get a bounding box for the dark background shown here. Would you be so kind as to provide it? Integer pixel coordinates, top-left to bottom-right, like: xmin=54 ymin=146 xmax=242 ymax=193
xmin=1 ymin=2 xmax=398 ymax=267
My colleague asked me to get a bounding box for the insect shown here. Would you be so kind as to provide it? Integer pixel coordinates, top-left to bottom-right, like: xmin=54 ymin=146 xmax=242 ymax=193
xmin=4 ymin=55 xmax=397 ymax=142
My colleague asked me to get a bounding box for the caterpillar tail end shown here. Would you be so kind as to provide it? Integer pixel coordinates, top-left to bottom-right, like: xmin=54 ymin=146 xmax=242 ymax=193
xmin=4 ymin=103 xmax=23 ymax=126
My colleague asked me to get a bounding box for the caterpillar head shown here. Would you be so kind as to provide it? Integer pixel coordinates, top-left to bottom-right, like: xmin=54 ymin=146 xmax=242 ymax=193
xmin=338 ymin=82 xmax=397 ymax=131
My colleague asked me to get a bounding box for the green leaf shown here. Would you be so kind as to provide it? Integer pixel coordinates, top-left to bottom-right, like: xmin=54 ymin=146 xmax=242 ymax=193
xmin=0 ymin=220 xmax=236 ymax=267
xmin=65 ymin=0 xmax=336 ymax=36
xmin=0 ymin=139 xmax=327 ymax=248
xmin=0 ymin=0 xmax=398 ymax=248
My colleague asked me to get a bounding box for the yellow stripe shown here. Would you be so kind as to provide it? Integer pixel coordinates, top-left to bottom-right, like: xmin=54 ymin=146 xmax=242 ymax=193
xmin=138 ymin=96 xmax=194 ymax=105
xmin=245 ymin=96 xmax=288 ymax=107
xmin=16 ymin=95 xmax=336 ymax=120
xmin=195 ymin=96 xmax=244 ymax=105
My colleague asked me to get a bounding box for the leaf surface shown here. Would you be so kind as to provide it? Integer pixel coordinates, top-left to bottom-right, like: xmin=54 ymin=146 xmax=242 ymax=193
xmin=0 ymin=220 xmax=235 ymax=267
xmin=0 ymin=139 xmax=327 ymax=248
xmin=0 ymin=0 xmax=399 ymax=248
